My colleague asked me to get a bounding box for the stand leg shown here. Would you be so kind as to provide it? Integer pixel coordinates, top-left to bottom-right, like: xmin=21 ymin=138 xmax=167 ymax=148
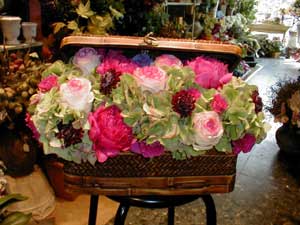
xmin=88 ymin=195 xmax=99 ymax=225
xmin=168 ymin=206 xmax=175 ymax=225
xmin=201 ymin=195 xmax=216 ymax=225
xmin=114 ymin=203 xmax=130 ymax=225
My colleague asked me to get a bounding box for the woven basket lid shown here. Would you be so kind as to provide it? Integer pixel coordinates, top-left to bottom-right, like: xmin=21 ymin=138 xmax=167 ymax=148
xmin=60 ymin=35 xmax=242 ymax=71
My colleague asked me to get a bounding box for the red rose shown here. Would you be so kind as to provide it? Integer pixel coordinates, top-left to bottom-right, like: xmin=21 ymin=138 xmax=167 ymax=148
xmin=88 ymin=105 xmax=135 ymax=163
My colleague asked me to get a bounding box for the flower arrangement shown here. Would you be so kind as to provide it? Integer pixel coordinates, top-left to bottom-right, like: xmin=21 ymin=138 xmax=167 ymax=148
xmin=269 ymin=78 xmax=300 ymax=128
xmin=27 ymin=48 xmax=268 ymax=164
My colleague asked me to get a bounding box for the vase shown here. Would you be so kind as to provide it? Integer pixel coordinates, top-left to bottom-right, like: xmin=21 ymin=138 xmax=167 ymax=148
xmin=21 ymin=22 xmax=37 ymax=43
xmin=0 ymin=16 xmax=21 ymax=45
xmin=0 ymin=128 xmax=37 ymax=177
xmin=275 ymin=124 xmax=300 ymax=157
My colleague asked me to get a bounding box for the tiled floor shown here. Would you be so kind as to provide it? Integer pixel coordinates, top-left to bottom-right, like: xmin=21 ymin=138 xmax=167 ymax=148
xmin=49 ymin=58 xmax=300 ymax=224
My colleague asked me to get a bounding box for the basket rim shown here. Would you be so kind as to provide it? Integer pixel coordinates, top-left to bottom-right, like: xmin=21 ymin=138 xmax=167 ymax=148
xmin=60 ymin=35 xmax=242 ymax=57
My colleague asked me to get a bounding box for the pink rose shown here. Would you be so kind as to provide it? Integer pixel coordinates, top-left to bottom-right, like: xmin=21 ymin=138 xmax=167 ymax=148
xmin=154 ymin=54 xmax=182 ymax=68
xmin=232 ymin=134 xmax=256 ymax=154
xmin=187 ymin=57 xmax=232 ymax=89
xmin=131 ymin=141 xmax=164 ymax=158
xmin=211 ymin=94 xmax=228 ymax=113
xmin=25 ymin=113 xmax=40 ymax=140
xmin=192 ymin=111 xmax=224 ymax=150
xmin=38 ymin=75 xmax=59 ymax=93
xmin=60 ymin=78 xmax=94 ymax=112
xmin=73 ymin=48 xmax=101 ymax=75
xmin=88 ymin=105 xmax=135 ymax=163
xmin=133 ymin=66 xmax=167 ymax=93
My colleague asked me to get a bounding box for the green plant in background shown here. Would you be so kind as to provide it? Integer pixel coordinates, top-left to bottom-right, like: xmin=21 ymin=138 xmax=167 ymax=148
xmin=293 ymin=0 xmax=300 ymax=8
xmin=257 ymin=38 xmax=283 ymax=57
xmin=53 ymin=0 xmax=124 ymax=35
xmin=234 ymin=0 xmax=258 ymax=24
xmin=0 ymin=194 xmax=31 ymax=225
xmin=197 ymin=13 xmax=219 ymax=39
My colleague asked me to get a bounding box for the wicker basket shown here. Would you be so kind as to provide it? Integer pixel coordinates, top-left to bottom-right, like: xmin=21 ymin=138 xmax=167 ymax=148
xmin=62 ymin=152 xmax=237 ymax=196
xmin=49 ymin=35 xmax=242 ymax=197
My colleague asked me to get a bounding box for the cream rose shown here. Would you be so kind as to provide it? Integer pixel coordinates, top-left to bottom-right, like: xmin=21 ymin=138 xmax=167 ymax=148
xmin=60 ymin=78 xmax=94 ymax=112
xmin=133 ymin=66 xmax=167 ymax=93
xmin=192 ymin=111 xmax=224 ymax=150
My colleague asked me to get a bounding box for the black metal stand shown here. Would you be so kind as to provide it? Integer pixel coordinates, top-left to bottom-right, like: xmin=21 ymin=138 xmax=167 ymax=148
xmin=88 ymin=195 xmax=216 ymax=225
xmin=88 ymin=195 xmax=99 ymax=225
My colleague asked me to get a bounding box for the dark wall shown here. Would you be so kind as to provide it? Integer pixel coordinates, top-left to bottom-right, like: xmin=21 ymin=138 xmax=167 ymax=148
xmin=0 ymin=0 xmax=29 ymax=21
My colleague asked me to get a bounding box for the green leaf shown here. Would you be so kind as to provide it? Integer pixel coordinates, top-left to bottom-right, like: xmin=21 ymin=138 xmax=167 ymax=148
xmin=0 ymin=212 xmax=31 ymax=225
xmin=67 ymin=20 xmax=79 ymax=31
xmin=215 ymin=136 xmax=232 ymax=152
xmin=0 ymin=194 xmax=28 ymax=210
xmin=88 ymin=14 xmax=113 ymax=35
xmin=76 ymin=0 xmax=94 ymax=19
xmin=109 ymin=6 xmax=123 ymax=19
xmin=42 ymin=61 xmax=66 ymax=77
xmin=52 ymin=22 xmax=66 ymax=34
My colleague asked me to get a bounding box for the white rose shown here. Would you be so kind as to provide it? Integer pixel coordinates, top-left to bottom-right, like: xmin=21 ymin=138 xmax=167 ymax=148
xmin=60 ymin=78 xmax=94 ymax=112
xmin=192 ymin=111 xmax=224 ymax=150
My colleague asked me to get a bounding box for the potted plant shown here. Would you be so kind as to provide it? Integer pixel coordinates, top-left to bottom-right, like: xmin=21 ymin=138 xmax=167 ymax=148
xmin=257 ymin=38 xmax=282 ymax=58
xmin=268 ymin=78 xmax=300 ymax=157
xmin=0 ymin=50 xmax=46 ymax=176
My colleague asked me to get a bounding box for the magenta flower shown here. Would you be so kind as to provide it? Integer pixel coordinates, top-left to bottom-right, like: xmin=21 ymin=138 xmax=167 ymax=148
xmin=232 ymin=134 xmax=256 ymax=154
xmin=97 ymin=53 xmax=137 ymax=75
xmin=38 ymin=75 xmax=59 ymax=93
xmin=131 ymin=141 xmax=164 ymax=158
xmin=154 ymin=54 xmax=182 ymax=68
xmin=187 ymin=57 xmax=232 ymax=89
xmin=106 ymin=50 xmax=127 ymax=61
xmin=25 ymin=113 xmax=40 ymax=140
xmin=188 ymin=88 xmax=201 ymax=101
xmin=133 ymin=66 xmax=167 ymax=93
xmin=211 ymin=94 xmax=228 ymax=113
xmin=88 ymin=105 xmax=135 ymax=163
xmin=73 ymin=48 xmax=101 ymax=75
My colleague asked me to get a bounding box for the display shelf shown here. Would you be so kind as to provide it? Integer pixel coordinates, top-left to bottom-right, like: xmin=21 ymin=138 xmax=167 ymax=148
xmin=0 ymin=41 xmax=42 ymax=52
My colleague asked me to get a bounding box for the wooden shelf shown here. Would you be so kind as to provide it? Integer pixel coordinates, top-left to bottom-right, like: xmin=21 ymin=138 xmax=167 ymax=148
xmin=249 ymin=23 xmax=289 ymax=34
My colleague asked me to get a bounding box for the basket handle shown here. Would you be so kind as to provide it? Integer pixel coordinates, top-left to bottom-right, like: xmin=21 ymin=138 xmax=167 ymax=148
xmin=142 ymin=32 xmax=159 ymax=47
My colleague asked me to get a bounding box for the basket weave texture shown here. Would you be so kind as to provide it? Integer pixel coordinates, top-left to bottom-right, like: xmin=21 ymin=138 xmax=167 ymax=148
xmin=62 ymin=152 xmax=237 ymax=177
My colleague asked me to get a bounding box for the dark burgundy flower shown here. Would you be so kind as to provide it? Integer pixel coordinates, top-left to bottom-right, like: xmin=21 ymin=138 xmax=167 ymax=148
xmin=212 ymin=23 xmax=221 ymax=35
xmin=172 ymin=90 xmax=196 ymax=117
xmin=56 ymin=122 xmax=84 ymax=148
xmin=100 ymin=69 xmax=122 ymax=95
xmin=252 ymin=90 xmax=263 ymax=113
